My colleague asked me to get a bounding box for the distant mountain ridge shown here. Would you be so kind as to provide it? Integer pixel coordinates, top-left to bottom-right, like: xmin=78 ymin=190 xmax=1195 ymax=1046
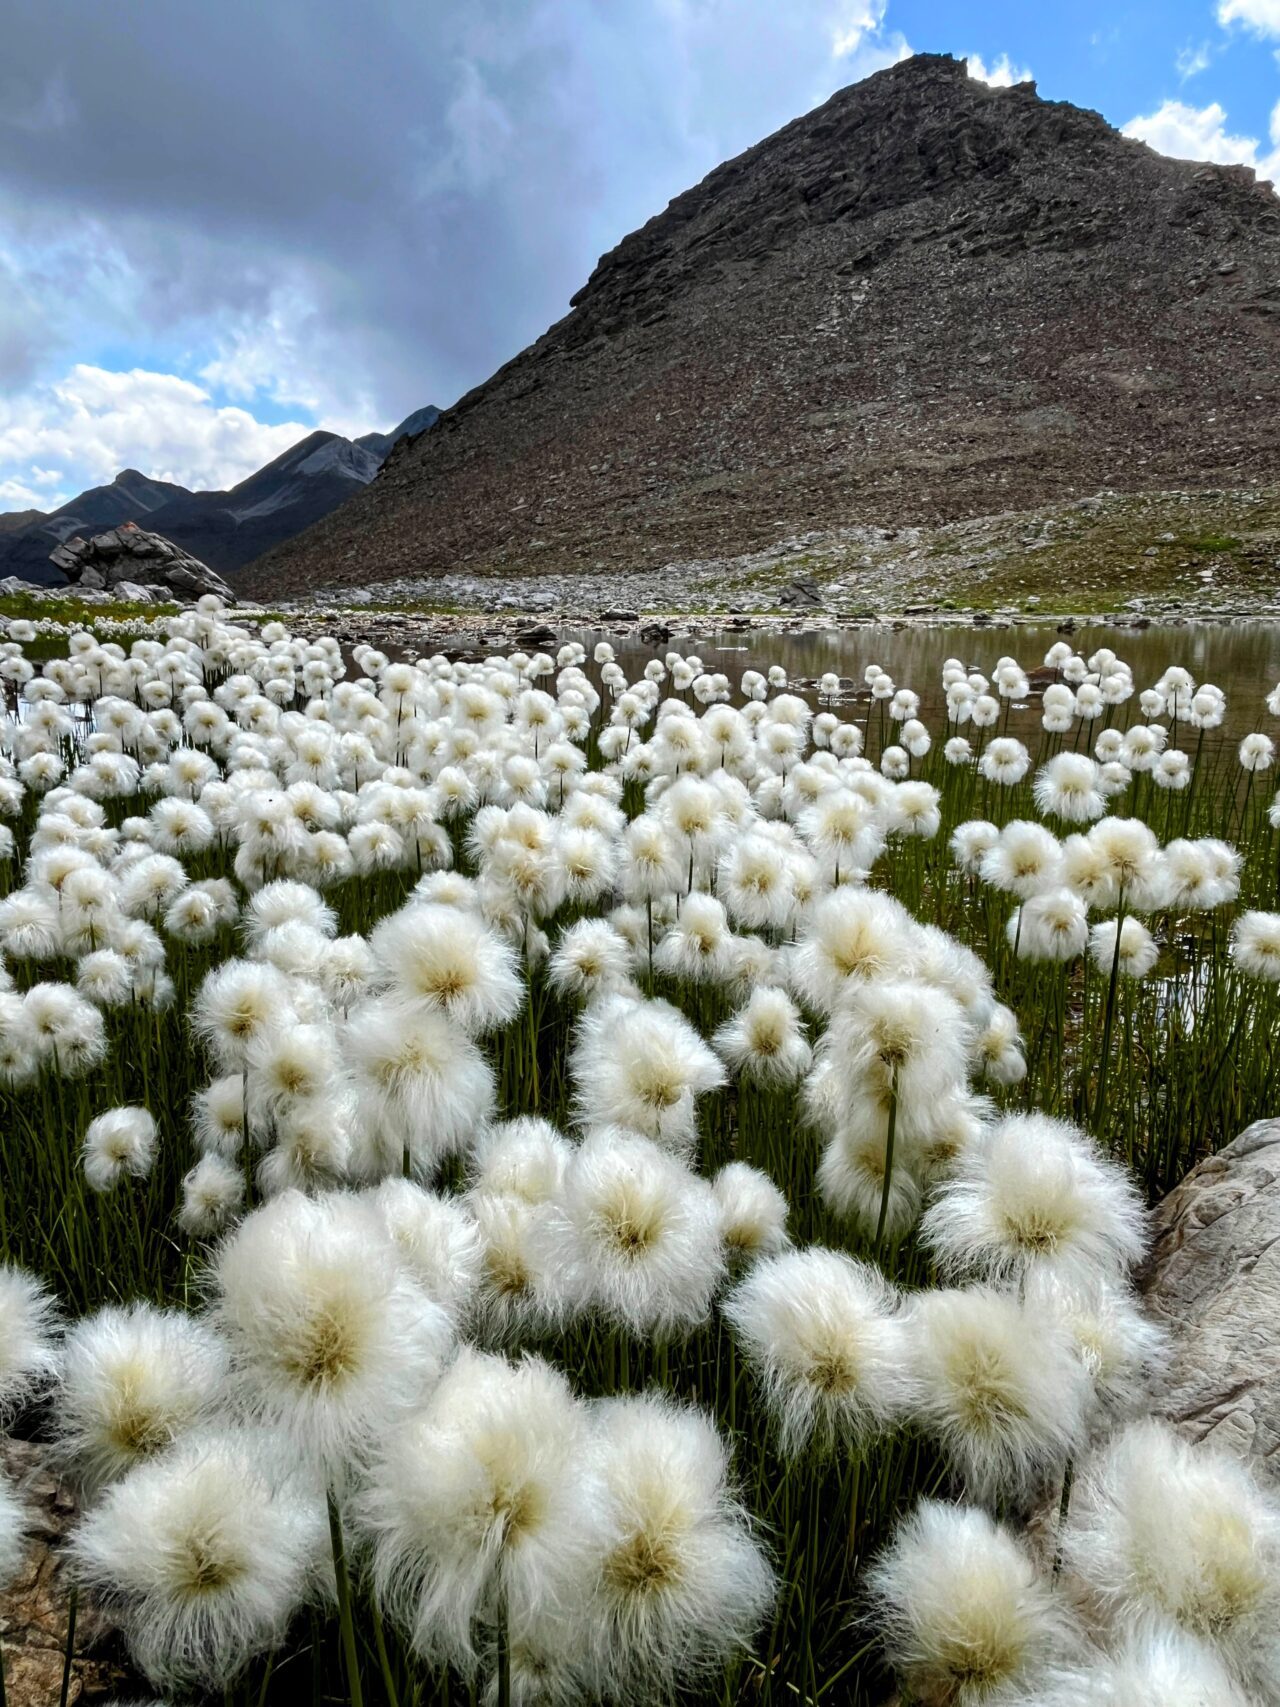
xmin=240 ymin=53 xmax=1280 ymax=598
xmin=0 ymin=405 xmax=439 ymax=584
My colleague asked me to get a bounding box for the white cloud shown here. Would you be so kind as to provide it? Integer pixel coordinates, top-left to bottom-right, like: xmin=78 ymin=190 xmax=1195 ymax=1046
xmin=0 ymin=365 xmax=315 ymax=504
xmin=1217 ymin=0 xmax=1280 ymax=37
xmin=1176 ymin=41 xmax=1213 ymax=79
xmin=0 ymin=476 xmax=51 ymax=510
xmin=1123 ymin=96 xmax=1280 ymax=181
xmin=830 ymin=0 xmax=889 ymax=58
xmin=966 ymin=53 xmax=1033 ymax=88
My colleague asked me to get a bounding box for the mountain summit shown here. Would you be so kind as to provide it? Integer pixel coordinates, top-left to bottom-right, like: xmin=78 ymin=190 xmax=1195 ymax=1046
xmin=0 ymin=406 xmax=438 ymax=585
xmin=243 ymin=52 xmax=1280 ymax=598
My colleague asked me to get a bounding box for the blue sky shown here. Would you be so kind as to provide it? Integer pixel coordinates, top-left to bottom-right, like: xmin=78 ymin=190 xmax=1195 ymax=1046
xmin=1 ymin=0 xmax=1278 ymax=512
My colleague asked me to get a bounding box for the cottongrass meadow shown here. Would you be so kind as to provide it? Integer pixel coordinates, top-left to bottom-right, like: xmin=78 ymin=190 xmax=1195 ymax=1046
xmin=1 ymin=602 xmax=1280 ymax=1707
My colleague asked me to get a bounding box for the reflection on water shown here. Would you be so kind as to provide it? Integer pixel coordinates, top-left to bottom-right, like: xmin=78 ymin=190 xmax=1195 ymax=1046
xmin=566 ymin=619 xmax=1280 ymax=739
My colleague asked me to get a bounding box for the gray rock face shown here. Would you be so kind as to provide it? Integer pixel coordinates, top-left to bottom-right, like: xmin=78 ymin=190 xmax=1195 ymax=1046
xmin=49 ymin=523 xmax=236 ymax=604
xmin=1141 ymin=1117 xmax=1280 ymax=1481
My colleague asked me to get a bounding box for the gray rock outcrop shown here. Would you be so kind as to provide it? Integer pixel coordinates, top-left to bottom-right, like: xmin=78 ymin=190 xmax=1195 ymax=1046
xmin=49 ymin=523 xmax=236 ymax=604
xmin=1141 ymin=1117 xmax=1280 ymax=1481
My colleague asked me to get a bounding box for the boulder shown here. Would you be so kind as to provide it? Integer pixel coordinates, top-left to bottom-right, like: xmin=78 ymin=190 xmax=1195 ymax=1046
xmin=110 ymin=581 xmax=154 ymax=604
xmin=1140 ymin=1117 xmax=1280 ymax=1481
xmin=49 ymin=524 xmax=236 ymax=605
xmin=0 ymin=1438 xmax=131 ymax=1704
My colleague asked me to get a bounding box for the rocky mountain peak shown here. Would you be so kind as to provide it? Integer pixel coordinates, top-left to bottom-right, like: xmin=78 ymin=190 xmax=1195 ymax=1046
xmin=228 ymin=55 xmax=1280 ymax=596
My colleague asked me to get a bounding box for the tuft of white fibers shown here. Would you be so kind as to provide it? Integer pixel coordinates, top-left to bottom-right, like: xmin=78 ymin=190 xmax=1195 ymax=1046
xmin=54 ymin=1302 xmax=230 ymax=1491
xmin=905 ymin=1286 xmax=1090 ymax=1505
xmin=553 ymin=1129 xmax=724 ymax=1339
xmin=788 ymin=888 xmax=918 ymax=1014
xmin=920 ymin=1113 xmax=1148 ymax=1293
xmin=571 ymin=994 xmax=724 ymax=1156
xmin=712 ymin=986 xmax=812 ymax=1085
xmin=1033 ymin=752 xmax=1106 ymax=823
xmin=0 ymin=1263 xmax=59 ymax=1420
xmin=22 ymin=981 xmax=107 ymax=1077
xmin=469 ymin=1116 xmax=572 ymax=1205
xmin=258 ymin=1096 xmax=352 ymax=1195
xmin=76 ymin=946 xmax=137 ymax=1006
xmin=360 ymin=1347 xmax=594 ymax=1675
xmin=211 ymin=1190 xmax=453 ymax=1480
xmin=82 ymin=1105 xmax=157 ymax=1193
xmin=818 ymin=977 xmax=970 ymax=1150
xmin=245 ymin=1020 xmax=339 ymax=1127
xmin=579 ymin=1393 xmax=775 ymax=1695
xmin=179 ymin=1153 xmax=245 ymax=1238
xmin=367 ymin=1179 xmax=482 ymax=1325
xmin=192 ymin=1073 xmax=246 ymax=1159
xmin=1031 ymin=1624 xmax=1253 ymax=1707
xmin=344 ymin=996 xmax=495 ymax=1177
xmin=974 ymin=1004 xmax=1028 ymax=1086
xmin=815 ymin=1095 xmax=924 ymax=1240
xmin=370 ymin=902 xmax=523 ymax=1035
xmin=712 ymin=1163 xmax=790 ymax=1261
xmin=243 ymin=878 xmax=335 ymax=948
xmin=546 ymin=917 xmax=634 ymax=1002
xmin=68 ymin=1425 xmax=327 ymax=1692
xmin=1008 ymin=888 xmax=1089 ymax=962
xmin=1086 ymin=817 xmax=1165 ymax=908
xmin=1231 ymin=910 xmax=1280 ymax=982
xmin=725 ymin=1247 xmax=913 ymax=1456
xmin=981 ymin=821 xmax=1063 ymax=899
xmin=652 ymin=892 xmax=739 ymax=985
xmin=868 ymin=1499 xmax=1074 ymax=1706
xmin=1023 ymin=1275 xmax=1165 ymax=1435
xmin=1061 ymin=1418 xmax=1280 ymax=1689
xmin=1088 ymin=916 xmax=1159 ymax=980
xmin=193 ymin=960 xmax=297 ymax=1072
xmin=467 ymin=1191 xmax=571 ymax=1345
xmin=0 ymin=1468 xmax=28 ymax=1589
xmin=316 ymin=932 xmax=377 ymax=1010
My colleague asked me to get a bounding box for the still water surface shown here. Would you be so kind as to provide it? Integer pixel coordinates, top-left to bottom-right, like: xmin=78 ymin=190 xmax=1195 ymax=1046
xmin=565 ymin=619 xmax=1280 ymax=739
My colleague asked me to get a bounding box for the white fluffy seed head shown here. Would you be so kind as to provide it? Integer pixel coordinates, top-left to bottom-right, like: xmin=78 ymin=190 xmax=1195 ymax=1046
xmin=55 ymin=1303 xmax=230 ymax=1491
xmin=370 ymin=902 xmax=523 ymax=1035
xmin=211 ymin=1190 xmax=453 ymax=1479
xmin=920 ymin=1113 xmax=1148 ymax=1292
xmin=0 ymin=1264 xmax=59 ymax=1420
xmin=82 ymin=1106 xmax=157 ymax=1192
xmin=581 ymin=1393 xmax=775 ymax=1695
xmin=906 ymin=1286 xmax=1090 ymax=1505
xmin=68 ymin=1426 xmax=327 ymax=1691
xmin=571 ymin=995 xmax=725 ymax=1157
xmin=1061 ymin=1418 xmax=1280 ymax=1687
xmin=869 ymin=1499 xmax=1072 ymax=1705
xmin=725 ymin=1247 xmax=914 ymax=1457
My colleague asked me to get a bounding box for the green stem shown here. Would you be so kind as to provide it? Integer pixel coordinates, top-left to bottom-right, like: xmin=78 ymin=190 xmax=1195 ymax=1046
xmin=328 ymin=1489 xmax=365 ymax=1707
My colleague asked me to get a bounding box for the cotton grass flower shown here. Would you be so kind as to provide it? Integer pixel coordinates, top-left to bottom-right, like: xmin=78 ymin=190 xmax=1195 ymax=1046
xmin=869 ymin=1499 xmax=1073 ymax=1706
xmin=725 ymin=1247 xmax=913 ymax=1456
xmin=179 ymin=1153 xmax=246 ymax=1236
xmin=0 ymin=1264 xmax=59 ymax=1419
xmin=360 ymin=1347 xmax=592 ymax=1673
xmin=83 ymin=1106 xmax=157 ymax=1192
xmin=211 ymin=1190 xmax=453 ymax=1479
xmin=921 ymin=1114 xmax=1147 ymax=1293
xmin=55 ymin=1302 xmax=230 ymax=1490
xmin=371 ymin=902 xmax=523 ymax=1035
xmin=711 ymin=986 xmax=811 ymax=1085
xmin=906 ymin=1286 xmax=1089 ymax=1504
xmin=69 ymin=1426 xmax=327 ymax=1691
xmin=1061 ymin=1419 xmax=1280 ymax=1691
xmin=1088 ymin=917 xmax=1159 ymax=980
xmin=580 ymin=1393 xmax=774 ymax=1694
xmin=1231 ymin=910 xmax=1280 ymax=981
xmin=555 ymin=1129 xmax=723 ymax=1338
xmin=571 ymin=994 xmax=724 ymax=1156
